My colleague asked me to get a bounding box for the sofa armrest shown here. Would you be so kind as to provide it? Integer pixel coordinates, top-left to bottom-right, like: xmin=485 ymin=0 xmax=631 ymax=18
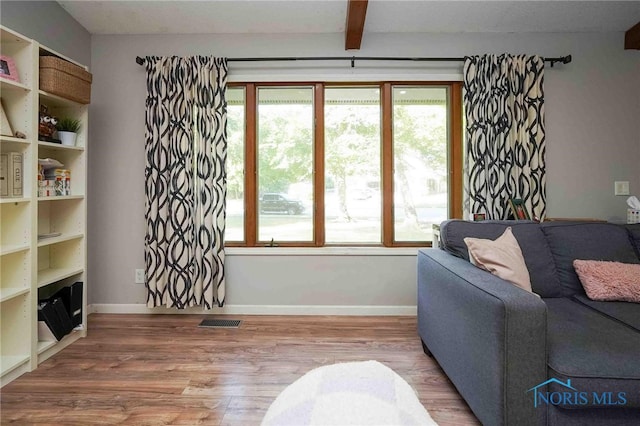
xmin=417 ymin=249 xmax=547 ymax=426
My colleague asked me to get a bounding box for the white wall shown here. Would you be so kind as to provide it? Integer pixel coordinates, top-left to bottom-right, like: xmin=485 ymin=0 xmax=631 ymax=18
xmin=0 ymin=1 xmax=91 ymax=66
xmin=88 ymin=31 xmax=639 ymax=309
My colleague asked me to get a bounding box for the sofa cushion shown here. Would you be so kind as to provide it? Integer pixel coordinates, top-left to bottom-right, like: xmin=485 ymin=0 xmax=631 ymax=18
xmin=440 ymin=220 xmax=562 ymax=297
xmin=464 ymin=227 xmax=533 ymax=292
xmin=572 ymin=294 xmax=640 ymax=332
xmin=574 ymin=260 xmax=640 ymax=303
xmin=626 ymin=224 xmax=640 ymax=257
xmin=541 ymin=222 xmax=640 ymax=297
xmin=543 ymin=298 xmax=640 ymax=409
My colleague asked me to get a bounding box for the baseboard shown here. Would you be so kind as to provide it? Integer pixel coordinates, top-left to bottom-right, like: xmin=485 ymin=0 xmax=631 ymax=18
xmin=88 ymin=303 xmax=417 ymax=316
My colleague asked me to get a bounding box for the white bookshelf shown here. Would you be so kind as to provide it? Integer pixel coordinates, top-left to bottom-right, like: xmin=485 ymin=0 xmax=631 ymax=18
xmin=37 ymin=195 xmax=84 ymax=201
xmin=0 ymin=79 xmax=31 ymax=92
xmin=38 ymin=328 xmax=83 ymax=363
xmin=0 ymin=287 xmax=30 ymax=303
xmin=0 ymin=25 xmax=88 ymax=387
xmin=0 ymin=197 xmax=31 ymax=204
xmin=37 ymin=267 xmax=84 ymax=289
xmin=36 ymin=339 xmax=57 ymax=355
xmin=0 ymin=244 xmax=30 ymax=256
xmin=37 ymin=233 xmax=84 ymax=248
xmin=0 ymin=294 xmax=31 ymax=378
xmin=38 ymin=141 xmax=85 ymax=152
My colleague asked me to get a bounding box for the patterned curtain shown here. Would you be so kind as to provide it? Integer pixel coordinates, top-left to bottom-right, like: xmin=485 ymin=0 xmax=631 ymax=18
xmin=144 ymin=56 xmax=228 ymax=309
xmin=463 ymin=54 xmax=546 ymax=220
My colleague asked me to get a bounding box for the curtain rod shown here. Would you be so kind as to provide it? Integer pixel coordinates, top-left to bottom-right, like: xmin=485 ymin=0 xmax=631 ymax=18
xmin=135 ymin=55 xmax=572 ymax=68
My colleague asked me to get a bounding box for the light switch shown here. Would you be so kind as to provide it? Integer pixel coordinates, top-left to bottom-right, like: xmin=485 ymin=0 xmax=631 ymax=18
xmin=135 ymin=269 xmax=145 ymax=284
xmin=614 ymin=181 xmax=630 ymax=196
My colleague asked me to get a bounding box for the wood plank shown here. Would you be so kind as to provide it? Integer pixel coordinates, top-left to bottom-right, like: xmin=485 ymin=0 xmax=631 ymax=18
xmin=625 ymin=21 xmax=640 ymax=49
xmin=345 ymin=0 xmax=369 ymax=50
xmin=0 ymin=314 xmax=479 ymax=425
xmin=450 ymin=82 xmax=464 ymax=219
xmin=381 ymin=82 xmax=394 ymax=246
xmin=314 ymin=83 xmax=325 ymax=246
xmin=245 ymin=83 xmax=257 ymax=246
xmin=0 ymin=393 xmax=229 ymax=425
xmin=221 ymin=397 xmax=273 ymax=426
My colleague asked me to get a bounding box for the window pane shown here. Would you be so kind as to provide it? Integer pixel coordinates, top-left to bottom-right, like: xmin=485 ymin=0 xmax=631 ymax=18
xmin=393 ymin=87 xmax=449 ymax=242
xmin=257 ymin=87 xmax=314 ymax=242
xmin=325 ymin=87 xmax=381 ymax=243
xmin=225 ymin=87 xmax=245 ymax=242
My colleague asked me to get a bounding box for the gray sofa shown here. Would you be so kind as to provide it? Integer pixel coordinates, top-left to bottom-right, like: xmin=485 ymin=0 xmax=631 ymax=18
xmin=417 ymin=220 xmax=640 ymax=426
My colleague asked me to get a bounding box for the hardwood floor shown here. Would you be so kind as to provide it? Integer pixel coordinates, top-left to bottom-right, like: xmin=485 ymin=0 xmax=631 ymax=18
xmin=1 ymin=314 xmax=479 ymax=425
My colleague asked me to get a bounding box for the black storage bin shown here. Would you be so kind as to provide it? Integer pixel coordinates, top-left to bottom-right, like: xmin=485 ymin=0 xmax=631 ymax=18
xmin=52 ymin=281 xmax=83 ymax=327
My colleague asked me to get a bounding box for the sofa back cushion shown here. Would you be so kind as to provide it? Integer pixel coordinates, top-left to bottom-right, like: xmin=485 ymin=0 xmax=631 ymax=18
xmin=625 ymin=224 xmax=640 ymax=257
xmin=439 ymin=220 xmax=562 ymax=296
xmin=540 ymin=222 xmax=640 ymax=297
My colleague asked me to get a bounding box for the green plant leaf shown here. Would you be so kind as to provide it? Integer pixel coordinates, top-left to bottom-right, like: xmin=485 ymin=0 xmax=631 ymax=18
xmin=56 ymin=117 xmax=81 ymax=133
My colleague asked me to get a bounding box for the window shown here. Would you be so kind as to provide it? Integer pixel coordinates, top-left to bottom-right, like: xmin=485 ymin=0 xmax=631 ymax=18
xmin=393 ymin=86 xmax=449 ymax=242
xmin=226 ymin=87 xmax=245 ymax=242
xmin=225 ymin=82 xmax=462 ymax=247
xmin=257 ymin=87 xmax=314 ymax=242
xmin=325 ymin=87 xmax=381 ymax=244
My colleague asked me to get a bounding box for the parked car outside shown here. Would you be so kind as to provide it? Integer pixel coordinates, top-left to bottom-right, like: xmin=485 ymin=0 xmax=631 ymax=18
xmin=259 ymin=193 xmax=305 ymax=215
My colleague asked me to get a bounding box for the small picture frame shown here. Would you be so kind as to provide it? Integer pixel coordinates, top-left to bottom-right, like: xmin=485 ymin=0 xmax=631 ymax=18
xmin=0 ymin=55 xmax=20 ymax=83
xmin=509 ymin=199 xmax=530 ymax=220
xmin=473 ymin=213 xmax=486 ymax=221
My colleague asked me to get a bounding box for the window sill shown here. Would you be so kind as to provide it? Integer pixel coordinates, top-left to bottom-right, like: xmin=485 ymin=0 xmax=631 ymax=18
xmin=225 ymin=246 xmax=424 ymax=256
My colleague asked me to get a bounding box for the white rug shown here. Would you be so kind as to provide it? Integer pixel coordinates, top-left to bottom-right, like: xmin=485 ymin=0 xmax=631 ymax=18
xmin=261 ymin=360 xmax=438 ymax=426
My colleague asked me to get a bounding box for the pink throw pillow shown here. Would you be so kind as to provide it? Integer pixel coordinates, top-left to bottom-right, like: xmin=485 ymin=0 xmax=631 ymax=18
xmin=464 ymin=227 xmax=532 ymax=292
xmin=573 ymin=260 xmax=640 ymax=303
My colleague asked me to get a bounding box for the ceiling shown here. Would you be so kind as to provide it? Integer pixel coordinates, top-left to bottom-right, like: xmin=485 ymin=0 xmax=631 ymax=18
xmin=58 ymin=1 xmax=640 ymax=36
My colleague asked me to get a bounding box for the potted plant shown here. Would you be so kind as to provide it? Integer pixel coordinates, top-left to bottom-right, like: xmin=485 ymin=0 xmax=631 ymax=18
xmin=56 ymin=117 xmax=81 ymax=146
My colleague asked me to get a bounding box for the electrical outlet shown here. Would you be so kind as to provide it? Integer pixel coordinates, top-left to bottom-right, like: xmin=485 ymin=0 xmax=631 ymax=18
xmin=135 ymin=269 xmax=145 ymax=284
xmin=614 ymin=181 xmax=630 ymax=196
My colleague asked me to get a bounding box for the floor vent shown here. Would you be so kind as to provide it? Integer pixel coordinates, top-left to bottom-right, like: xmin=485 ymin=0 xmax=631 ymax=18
xmin=198 ymin=319 xmax=242 ymax=328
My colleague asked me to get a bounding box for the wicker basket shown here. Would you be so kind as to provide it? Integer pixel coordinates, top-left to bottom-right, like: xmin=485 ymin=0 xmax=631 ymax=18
xmin=39 ymin=56 xmax=92 ymax=104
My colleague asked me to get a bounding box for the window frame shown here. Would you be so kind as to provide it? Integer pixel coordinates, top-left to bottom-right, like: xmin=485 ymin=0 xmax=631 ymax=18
xmin=225 ymin=81 xmax=463 ymax=248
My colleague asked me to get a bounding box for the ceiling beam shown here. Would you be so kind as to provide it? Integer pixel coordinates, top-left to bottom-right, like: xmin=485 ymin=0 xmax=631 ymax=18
xmin=345 ymin=0 xmax=369 ymax=50
xmin=625 ymin=21 xmax=640 ymax=50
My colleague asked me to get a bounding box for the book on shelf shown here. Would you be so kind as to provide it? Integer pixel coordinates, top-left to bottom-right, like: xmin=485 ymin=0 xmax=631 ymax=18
xmin=38 ymin=232 xmax=62 ymax=240
xmin=0 ymin=152 xmax=23 ymax=197
xmin=38 ymin=163 xmax=71 ymax=197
